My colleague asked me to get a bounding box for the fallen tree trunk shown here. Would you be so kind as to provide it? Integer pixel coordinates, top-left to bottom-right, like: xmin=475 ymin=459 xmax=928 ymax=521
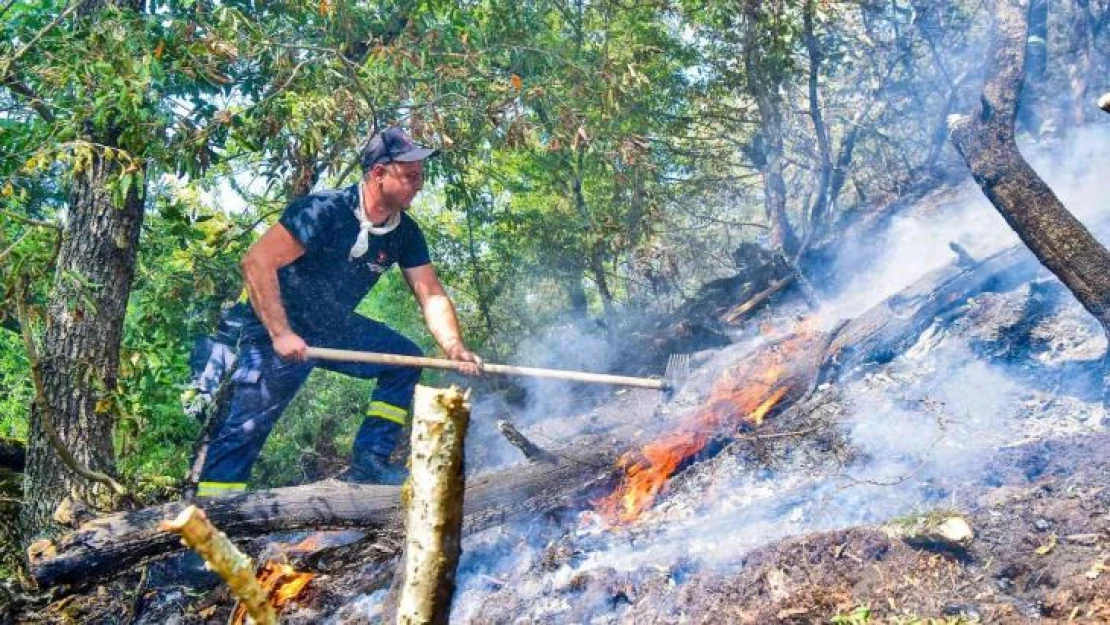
xmin=30 ymin=244 xmax=1046 ymax=588
xmin=30 ymin=439 xmax=617 ymax=588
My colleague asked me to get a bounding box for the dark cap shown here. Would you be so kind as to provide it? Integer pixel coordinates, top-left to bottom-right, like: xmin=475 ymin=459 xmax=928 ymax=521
xmin=359 ymin=127 xmax=438 ymax=173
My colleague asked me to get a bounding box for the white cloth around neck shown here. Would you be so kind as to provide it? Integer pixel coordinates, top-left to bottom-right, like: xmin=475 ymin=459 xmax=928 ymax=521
xmin=350 ymin=185 xmax=401 ymax=259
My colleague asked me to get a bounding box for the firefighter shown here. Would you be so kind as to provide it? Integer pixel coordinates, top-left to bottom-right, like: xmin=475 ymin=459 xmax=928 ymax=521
xmin=190 ymin=127 xmax=481 ymax=496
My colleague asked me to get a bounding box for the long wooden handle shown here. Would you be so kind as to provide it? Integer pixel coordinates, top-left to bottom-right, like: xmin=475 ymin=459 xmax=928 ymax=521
xmin=305 ymin=347 xmax=667 ymax=390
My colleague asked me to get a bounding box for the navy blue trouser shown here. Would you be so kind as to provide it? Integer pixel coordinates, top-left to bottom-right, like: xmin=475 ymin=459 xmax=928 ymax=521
xmin=197 ymin=314 xmax=422 ymax=494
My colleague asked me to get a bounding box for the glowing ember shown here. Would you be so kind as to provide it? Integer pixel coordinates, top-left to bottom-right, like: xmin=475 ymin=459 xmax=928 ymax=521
xmin=596 ymin=326 xmax=820 ymax=525
xmin=230 ymin=561 xmax=315 ymax=625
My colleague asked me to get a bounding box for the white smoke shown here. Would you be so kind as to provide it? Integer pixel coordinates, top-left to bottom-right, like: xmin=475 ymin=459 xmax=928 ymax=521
xmin=444 ymin=124 xmax=1110 ymax=621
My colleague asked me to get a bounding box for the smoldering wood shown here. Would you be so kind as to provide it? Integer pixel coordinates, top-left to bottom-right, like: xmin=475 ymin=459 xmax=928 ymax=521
xmin=948 ymin=242 xmax=977 ymax=269
xmin=29 ymin=243 xmax=1046 ymax=589
xmin=162 ymin=506 xmax=276 ymax=625
xmin=30 ymin=443 xmax=618 ymax=588
xmin=497 ymin=420 xmax=558 ymax=464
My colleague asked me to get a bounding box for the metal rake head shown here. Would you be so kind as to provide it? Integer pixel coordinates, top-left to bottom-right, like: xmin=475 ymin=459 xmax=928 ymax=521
xmin=663 ymin=353 xmax=691 ymax=394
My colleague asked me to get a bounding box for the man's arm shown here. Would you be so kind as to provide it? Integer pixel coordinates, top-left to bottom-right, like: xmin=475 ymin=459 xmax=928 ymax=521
xmin=241 ymin=223 xmax=308 ymax=360
xmin=402 ymin=263 xmax=482 ymax=375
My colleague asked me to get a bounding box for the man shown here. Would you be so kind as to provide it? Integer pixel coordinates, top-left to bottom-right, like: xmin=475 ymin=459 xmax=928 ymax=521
xmin=195 ymin=127 xmax=481 ymax=496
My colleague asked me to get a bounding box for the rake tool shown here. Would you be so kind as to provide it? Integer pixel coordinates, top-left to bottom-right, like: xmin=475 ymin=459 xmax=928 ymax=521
xmin=305 ymin=347 xmax=690 ymax=393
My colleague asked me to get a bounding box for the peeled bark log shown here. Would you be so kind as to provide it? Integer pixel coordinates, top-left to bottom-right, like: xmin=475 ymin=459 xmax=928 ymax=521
xmin=397 ymin=386 xmax=470 ymax=625
xmin=31 ymin=243 xmax=1049 ymax=589
xmin=948 ymin=0 xmax=1110 ymax=336
xmin=497 ymin=420 xmax=557 ymax=463
xmin=162 ymin=506 xmax=276 ymax=625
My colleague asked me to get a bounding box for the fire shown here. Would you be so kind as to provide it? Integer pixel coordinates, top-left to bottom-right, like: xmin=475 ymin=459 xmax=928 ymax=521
xmin=230 ymin=561 xmax=315 ymax=625
xmin=596 ymin=326 xmax=820 ymax=525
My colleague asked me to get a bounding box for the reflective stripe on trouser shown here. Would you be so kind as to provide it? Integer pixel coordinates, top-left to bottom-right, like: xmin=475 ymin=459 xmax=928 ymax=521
xmin=353 ymin=400 xmax=409 ymax=465
xmin=196 ymin=481 xmax=247 ymax=497
xmin=197 ymin=313 xmax=422 ymax=486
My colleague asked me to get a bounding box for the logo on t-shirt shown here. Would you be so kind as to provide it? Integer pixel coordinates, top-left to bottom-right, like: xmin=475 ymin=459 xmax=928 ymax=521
xmin=367 ymin=249 xmax=391 ymax=274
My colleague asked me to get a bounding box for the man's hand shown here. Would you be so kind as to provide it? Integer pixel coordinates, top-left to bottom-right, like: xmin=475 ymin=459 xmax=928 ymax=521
xmin=447 ymin=343 xmax=483 ymax=376
xmin=273 ymin=332 xmax=308 ymax=362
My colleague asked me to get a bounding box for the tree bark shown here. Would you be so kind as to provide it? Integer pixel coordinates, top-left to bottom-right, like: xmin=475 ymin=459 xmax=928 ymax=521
xmin=397 ymin=386 xmax=470 ymax=625
xmin=802 ymin=0 xmax=832 ymax=246
xmin=949 ymin=0 xmax=1110 ymax=337
xmin=743 ymin=5 xmax=800 ymax=259
xmin=29 ymin=240 xmax=1048 ymax=589
xmin=1067 ymin=0 xmax=1095 ymax=124
xmin=17 ymin=0 xmax=148 ymax=552
xmin=20 ymin=150 xmax=145 ymax=548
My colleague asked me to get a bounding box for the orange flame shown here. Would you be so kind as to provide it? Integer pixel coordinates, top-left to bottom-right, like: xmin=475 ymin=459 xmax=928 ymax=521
xmin=595 ymin=325 xmax=819 ymax=525
xmin=230 ymin=561 xmax=315 ymax=625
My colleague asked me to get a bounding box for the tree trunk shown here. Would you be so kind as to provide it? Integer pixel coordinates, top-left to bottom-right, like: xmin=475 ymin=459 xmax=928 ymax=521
xmin=20 ymin=147 xmax=145 ymax=548
xmin=949 ymin=0 xmax=1110 ymax=337
xmin=397 ymin=386 xmax=470 ymax=625
xmin=744 ymin=16 xmax=800 ymax=258
xmin=802 ymin=0 xmax=832 ymax=247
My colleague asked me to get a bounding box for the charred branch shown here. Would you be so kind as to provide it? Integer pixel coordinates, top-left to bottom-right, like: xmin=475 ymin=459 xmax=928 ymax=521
xmin=162 ymin=506 xmax=276 ymax=625
xmin=948 ymin=242 xmax=977 ymax=268
xmin=722 ymin=275 xmax=796 ymax=325
xmin=949 ymin=0 xmax=1110 ymax=335
xmin=496 ymin=420 xmax=558 ymax=464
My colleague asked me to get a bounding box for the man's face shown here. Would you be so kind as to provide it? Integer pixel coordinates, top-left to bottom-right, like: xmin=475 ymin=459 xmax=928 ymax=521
xmin=372 ymin=161 xmax=424 ymax=211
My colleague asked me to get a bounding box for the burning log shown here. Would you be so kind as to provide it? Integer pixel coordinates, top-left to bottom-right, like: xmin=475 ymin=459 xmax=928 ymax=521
xmin=161 ymin=506 xmax=276 ymax=625
xmin=29 ymin=242 xmax=1048 ymax=588
xmin=397 ymin=386 xmax=470 ymax=625
xmin=497 ymin=420 xmax=557 ymax=463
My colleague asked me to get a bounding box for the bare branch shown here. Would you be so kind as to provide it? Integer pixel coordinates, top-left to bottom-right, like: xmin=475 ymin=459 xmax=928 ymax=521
xmin=15 ymin=281 xmax=128 ymax=497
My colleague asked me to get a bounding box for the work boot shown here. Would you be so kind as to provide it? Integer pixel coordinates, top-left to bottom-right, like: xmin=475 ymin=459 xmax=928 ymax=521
xmin=344 ymin=453 xmax=408 ymax=485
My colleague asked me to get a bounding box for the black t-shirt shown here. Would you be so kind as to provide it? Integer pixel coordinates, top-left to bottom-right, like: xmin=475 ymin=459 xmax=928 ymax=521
xmin=235 ymin=184 xmax=430 ymax=339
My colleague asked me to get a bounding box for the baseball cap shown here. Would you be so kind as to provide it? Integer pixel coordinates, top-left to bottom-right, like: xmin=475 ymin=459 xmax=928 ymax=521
xmin=359 ymin=127 xmax=439 ymax=173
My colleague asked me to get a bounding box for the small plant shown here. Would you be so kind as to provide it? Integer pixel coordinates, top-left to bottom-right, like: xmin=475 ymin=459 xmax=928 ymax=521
xmin=832 ymin=605 xmax=871 ymax=625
